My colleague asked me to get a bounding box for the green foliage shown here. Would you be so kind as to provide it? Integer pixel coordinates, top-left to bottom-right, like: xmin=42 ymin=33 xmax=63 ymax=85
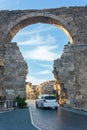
xmin=53 ymin=93 xmax=60 ymax=101
xmin=14 ymin=95 xmax=27 ymax=108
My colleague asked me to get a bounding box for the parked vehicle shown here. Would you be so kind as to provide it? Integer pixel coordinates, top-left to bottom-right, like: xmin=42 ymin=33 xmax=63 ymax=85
xmin=35 ymin=94 xmax=58 ymax=109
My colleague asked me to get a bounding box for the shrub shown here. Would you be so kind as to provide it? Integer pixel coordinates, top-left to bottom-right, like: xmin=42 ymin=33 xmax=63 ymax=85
xmin=14 ymin=95 xmax=27 ymax=108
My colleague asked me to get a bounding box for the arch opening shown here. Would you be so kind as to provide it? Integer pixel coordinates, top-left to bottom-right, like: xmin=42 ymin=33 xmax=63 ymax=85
xmin=4 ymin=15 xmax=73 ymax=101
xmin=6 ymin=16 xmax=73 ymax=44
xmin=11 ymin=21 xmax=68 ymax=101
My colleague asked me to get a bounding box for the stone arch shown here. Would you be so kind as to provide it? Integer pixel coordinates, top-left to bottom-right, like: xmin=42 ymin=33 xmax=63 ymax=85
xmin=5 ymin=13 xmax=73 ymax=44
xmin=0 ymin=7 xmax=87 ymax=44
xmin=0 ymin=7 xmax=87 ymax=110
xmin=4 ymin=13 xmax=73 ymax=100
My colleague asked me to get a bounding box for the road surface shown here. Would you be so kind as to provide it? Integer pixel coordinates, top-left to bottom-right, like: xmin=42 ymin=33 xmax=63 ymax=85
xmin=28 ymin=100 xmax=87 ymax=130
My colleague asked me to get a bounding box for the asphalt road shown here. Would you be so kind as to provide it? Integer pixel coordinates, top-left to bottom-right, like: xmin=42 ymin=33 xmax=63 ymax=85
xmin=0 ymin=100 xmax=87 ymax=130
xmin=0 ymin=108 xmax=38 ymax=130
xmin=28 ymin=100 xmax=87 ymax=130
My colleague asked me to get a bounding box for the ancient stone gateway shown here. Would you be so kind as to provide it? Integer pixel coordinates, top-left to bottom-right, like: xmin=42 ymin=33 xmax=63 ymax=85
xmin=0 ymin=6 xmax=87 ymax=110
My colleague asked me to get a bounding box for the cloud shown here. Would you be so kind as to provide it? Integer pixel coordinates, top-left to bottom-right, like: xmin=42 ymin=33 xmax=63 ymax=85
xmin=23 ymin=45 xmax=60 ymax=61
xmin=26 ymin=75 xmax=47 ymax=85
xmin=38 ymin=70 xmax=51 ymax=75
xmin=17 ymin=24 xmax=55 ymax=36
xmin=18 ymin=34 xmax=56 ymax=46
xmin=39 ymin=64 xmax=52 ymax=69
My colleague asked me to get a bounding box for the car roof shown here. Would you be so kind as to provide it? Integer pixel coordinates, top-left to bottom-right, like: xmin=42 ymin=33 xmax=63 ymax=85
xmin=41 ymin=94 xmax=55 ymax=97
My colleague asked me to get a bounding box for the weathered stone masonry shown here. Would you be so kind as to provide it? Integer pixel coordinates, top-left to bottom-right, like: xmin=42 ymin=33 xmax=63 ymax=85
xmin=4 ymin=42 xmax=27 ymax=99
xmin=53 ymin=44 xmax=87 ymax=110
xmin=0 ymin=6 xmax=87 ymax=110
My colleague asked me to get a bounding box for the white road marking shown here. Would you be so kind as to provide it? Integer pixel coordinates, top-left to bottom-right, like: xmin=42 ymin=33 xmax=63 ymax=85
xmin=29 ymin=107 xmax=42 ymax=130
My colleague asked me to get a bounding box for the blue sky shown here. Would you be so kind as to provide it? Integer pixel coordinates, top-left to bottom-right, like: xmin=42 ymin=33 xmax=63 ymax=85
xmin=0 ymin=0 xmax=87 ymax=85
xmin=0 ymin=0 xmax=87 ymax=10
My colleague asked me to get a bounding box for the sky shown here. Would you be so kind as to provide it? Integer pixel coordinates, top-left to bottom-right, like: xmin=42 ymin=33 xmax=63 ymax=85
xmin=0 ymin=0 xmax=87 ymax=85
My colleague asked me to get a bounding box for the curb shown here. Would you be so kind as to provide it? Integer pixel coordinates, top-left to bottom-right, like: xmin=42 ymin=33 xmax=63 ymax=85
xmin=60 ymin=106 xmax=87 ymax=116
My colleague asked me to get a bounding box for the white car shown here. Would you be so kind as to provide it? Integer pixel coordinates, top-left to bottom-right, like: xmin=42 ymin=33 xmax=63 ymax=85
xmin=35 ymin=94 xmax=58 ymax=109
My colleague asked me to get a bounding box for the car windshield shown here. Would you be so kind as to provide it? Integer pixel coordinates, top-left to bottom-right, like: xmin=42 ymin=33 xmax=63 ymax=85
xmin=44 ymin=96 xmax=56 ymax=100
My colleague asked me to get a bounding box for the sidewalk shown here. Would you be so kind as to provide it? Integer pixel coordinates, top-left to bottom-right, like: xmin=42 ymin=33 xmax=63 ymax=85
xmin=0 ymin=108 xmax=38 ymax=130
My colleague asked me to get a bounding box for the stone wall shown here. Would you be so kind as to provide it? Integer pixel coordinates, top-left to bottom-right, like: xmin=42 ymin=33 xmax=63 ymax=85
xmin=26 ymin=81 xmax=54 ymax=99
xmin=26 ymin=82 xmax=41 ymax=99
xmin=53 ymin=43 xmax=87 ymax=111
xmin=0 ymin=44 xmax=4 ymax=96
xmin=39 ymin=80 xmax=54 ymax=94
xmin=3 ymin=42 xmax=28 ymax=99
xmin=72 ymin=44 xmax=87 ymax=110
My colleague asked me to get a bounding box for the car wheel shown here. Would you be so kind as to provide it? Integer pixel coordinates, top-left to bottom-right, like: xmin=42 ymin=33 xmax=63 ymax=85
xmin=36 ymin=102 xmax=38 ymax=108
xmin=55 ymin=107 xmax=58 ymax=110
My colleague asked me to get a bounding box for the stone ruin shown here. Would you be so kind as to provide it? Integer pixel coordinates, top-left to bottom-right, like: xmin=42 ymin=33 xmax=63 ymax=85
xmin=0 ymin=6 xmax=87 ymax=110
xmin=53 ymin=43 xmax=87 ymax=110
xmin=2 ymin=42 xmax=27 ymax=99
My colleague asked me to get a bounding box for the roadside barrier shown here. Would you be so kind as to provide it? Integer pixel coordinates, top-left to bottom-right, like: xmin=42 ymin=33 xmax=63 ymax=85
xmin=0 ymin=100 xmax=17 ymax=111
